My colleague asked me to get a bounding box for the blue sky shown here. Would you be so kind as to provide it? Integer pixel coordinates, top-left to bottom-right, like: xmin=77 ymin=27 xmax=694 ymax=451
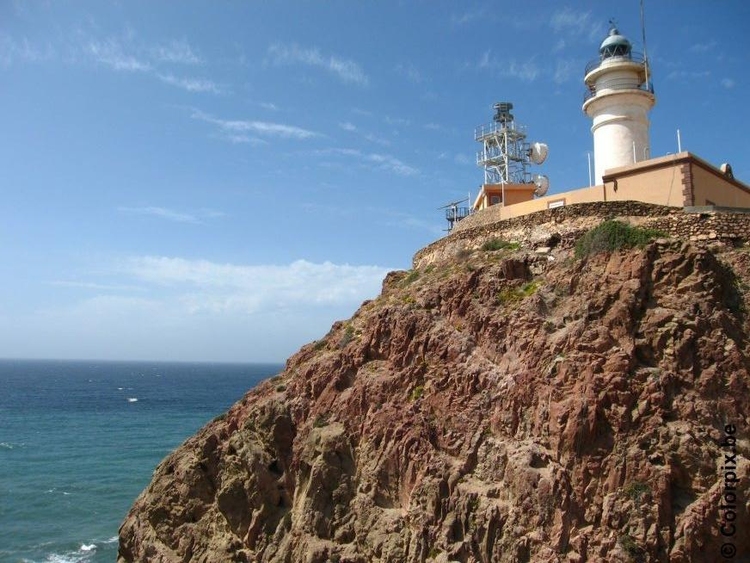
xmin=1 ymin=1 xmax=747 ymax=362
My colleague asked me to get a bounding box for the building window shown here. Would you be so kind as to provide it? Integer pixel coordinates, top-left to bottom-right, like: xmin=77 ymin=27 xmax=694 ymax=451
xmin=490 ymin=195 xmax=502 ymax=206
xmin=548 ymin=200 xmax=565 ymax=209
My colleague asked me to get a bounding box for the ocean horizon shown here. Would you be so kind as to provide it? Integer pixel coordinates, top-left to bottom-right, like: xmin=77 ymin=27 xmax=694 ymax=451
xmin=0 ymin=358 xmax=282 ymax=563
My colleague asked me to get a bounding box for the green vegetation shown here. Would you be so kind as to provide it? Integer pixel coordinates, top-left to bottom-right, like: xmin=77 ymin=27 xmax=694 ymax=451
xmin=623 ymin=480 xmax=650 ymax=503
xmin=313 ymin=339 xmax=327 ymax=351
xmin=481 ymin=238 xmax=520 ymax=252
xmin=496 ymin=280 xmax=540 ymax=304
xmin=428 ymin=547 xmax=443 ymax=559
xmin=403 ymin=269 xmax=420 ymax=285
xmin=619 ymin=533 xmax=645 ymax=560
xmin=338 ymin=324 xmax=355 ymax=348
xmin=575 ymin=220 xmax=665 ymax=259
xmin=410 ymin=385 xmax=424 ymax=401
xmin=313 ymin=413 xmax=330 ymax=428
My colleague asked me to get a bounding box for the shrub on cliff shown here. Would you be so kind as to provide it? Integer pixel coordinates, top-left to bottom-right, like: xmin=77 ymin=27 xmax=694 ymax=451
xmin=575 ymin=220 xmax=664 ymax=259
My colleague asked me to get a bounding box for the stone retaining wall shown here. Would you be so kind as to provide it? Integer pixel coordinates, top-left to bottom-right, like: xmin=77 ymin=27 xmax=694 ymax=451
xmin=413 ymin=201 xmax=750 ymax=268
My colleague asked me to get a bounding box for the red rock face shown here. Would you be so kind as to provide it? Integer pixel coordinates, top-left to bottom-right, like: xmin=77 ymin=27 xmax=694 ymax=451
xmin=118 ymin=239 xmax=750 ymax=563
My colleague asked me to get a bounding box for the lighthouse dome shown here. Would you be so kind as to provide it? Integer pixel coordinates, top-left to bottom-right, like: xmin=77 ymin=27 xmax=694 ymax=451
xmin=600 ymin=26 xmax=632 ymax=58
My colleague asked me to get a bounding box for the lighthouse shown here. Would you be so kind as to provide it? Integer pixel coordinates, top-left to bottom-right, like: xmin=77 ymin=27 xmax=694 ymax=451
xmin=583 ymin=23 xmax=655 ymax=185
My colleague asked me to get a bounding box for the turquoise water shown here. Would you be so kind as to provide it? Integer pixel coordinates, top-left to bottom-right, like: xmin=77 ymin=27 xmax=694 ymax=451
xmin=0 ymin=359 xmax=281 ymax=563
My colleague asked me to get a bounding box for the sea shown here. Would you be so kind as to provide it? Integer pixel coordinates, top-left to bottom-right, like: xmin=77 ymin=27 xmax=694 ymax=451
xmin=0 ymin=359 xmax=282 ymax=563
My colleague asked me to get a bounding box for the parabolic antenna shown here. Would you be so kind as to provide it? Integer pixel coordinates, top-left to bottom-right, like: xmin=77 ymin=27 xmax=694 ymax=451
xmin=532 ymin=174 xmax=549 ymax=197
xmin=529 ymin=142 xmax=549 ymax=165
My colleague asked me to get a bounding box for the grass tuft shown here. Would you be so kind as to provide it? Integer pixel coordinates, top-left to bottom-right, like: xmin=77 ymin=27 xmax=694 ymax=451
xmin=575 ymin=220 xmax=665 ymax=259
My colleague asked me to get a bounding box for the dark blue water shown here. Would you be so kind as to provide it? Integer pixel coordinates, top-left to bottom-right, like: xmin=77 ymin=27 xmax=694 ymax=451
xmin=0 ymin=359 xmax=281 ymax=563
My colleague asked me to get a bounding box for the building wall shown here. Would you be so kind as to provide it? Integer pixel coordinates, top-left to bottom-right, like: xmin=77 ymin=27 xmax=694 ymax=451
xmin=603 ymin=163 xmax=685 ymax=207
xmin=690 ymin=163 xmax=750 ymax=208
xmin=456 ymin=152 xmax=750 ymax=233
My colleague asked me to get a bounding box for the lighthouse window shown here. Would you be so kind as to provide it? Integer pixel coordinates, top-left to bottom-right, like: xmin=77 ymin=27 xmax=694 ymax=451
xmin=490 ymin=195 xmax=502 ymax=205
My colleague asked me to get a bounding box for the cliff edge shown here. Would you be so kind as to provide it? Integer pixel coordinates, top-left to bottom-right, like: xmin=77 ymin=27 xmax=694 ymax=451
xmin=118 ymin=217 xmax=750 ymax=562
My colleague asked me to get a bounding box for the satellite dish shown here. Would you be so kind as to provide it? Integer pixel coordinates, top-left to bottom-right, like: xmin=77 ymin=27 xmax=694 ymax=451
xmin=529 ymin=142 xmax=549 ymax=165
xmin=532 ymin=174 xmax=549 ymax=197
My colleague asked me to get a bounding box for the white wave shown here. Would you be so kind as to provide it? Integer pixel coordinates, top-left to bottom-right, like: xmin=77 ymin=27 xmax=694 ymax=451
xmin=42 ymin=541 xmax=99 ymax=563
xmin=105 ymin=536 xmax=119 ymax=544
xmin=127 ymin=397 xmax=138 ymax=403
xmin=1 ymin=441 xmax=14 ymax=449
xmin=117 ymin=387 xmax=124 ymax=390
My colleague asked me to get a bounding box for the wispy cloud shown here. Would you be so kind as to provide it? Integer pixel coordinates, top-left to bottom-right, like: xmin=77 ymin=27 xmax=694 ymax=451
xmin=49 ymin=281 xmax=146 ymax=292
xmin=87 ymin=38 xmax=151 ymax=72
xmin=0 ymin=33 xmax=55 ymax=66
xmin=666 ymin=69 xmax=711 ymax=81
xmin=339 ymin=121 xmax=357 ymax=132
xmin=157 ymin=73 xmax=223 ymax=93
xmin=721 ymin=78 xmax=735 ymax=89
xmin=313 ymin=148 xmax=417 ymax=176
xmin=150 ymin=39 xmax=202 ymax=64
xmin=554 ymin=59 xmax=577 ymax=84
xmin=451 ymin=9 xmax=486 ymax=27
xmin=190 ymin=109 xmax=319 ymax=141
xmin=266 ymin=43 xmax=369 ymax=86
xmin=119 ymin=256 xmax=391 ymax=313
xmin=689 ymin=41 xmax=717 ymax=54
xmin=395 ymin=62 xmax=424 ymax=83
xmin=549 ymin=8 xmax=604 ymax=43
xmin=475 ymin=50 xmax=540 ymax=82
xmin=118 ymin=206 xmax=225 ymax=224
xmin=5 ymin=29 xmax=221 ymax=95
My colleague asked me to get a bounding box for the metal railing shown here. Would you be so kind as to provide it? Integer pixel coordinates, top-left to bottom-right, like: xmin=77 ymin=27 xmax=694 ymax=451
xmin=584 ymin=51 xmax=646 ymax=76
xmin=583 ymin=78 xmax=654 ymax=103
xmin=474 ymin=121 xmax=526 ymax=141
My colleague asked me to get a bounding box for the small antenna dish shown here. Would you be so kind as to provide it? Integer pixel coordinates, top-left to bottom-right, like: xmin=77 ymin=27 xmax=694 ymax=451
xmin=528 ymin=142 xmax=549 ymax=165
xmin=532 ymin=174 xmax=549 ymax=197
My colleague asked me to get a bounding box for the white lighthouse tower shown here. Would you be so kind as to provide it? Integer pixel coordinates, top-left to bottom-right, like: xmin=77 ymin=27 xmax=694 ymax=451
xmin=583 ymin=23 xmax=655 ymax=185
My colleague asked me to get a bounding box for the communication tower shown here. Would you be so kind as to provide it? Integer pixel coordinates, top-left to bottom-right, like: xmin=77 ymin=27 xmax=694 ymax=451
xmin=474 ymin=102 xmax=549 ymax=208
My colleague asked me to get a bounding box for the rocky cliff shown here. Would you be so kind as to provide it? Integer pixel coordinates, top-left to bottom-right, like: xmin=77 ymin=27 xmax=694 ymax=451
xmin=118 ymin=218 xmax=750 ymax=562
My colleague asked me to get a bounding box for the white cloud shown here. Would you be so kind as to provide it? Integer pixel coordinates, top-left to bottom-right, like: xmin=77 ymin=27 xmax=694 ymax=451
xmin=721 ymin=78 xmax=735 ymax=89
xmin=266 ymin=43 xmax=369 ymax=86
xmin=313 ymin=148 xmax=418 ymax=176
xmin=150 ymin=39 xmax=202 ymax=64
xmin=689 ymin=41 xmax=717 ymax=54
xmin=87 ymin=38 xmax=151 ymax=72
xmin=395 ymin=62 xmax=424 ymax=83
xmin=554 ymin=58 xmax=577 ymax=84
xmin=49 ymin=281 xmax=146 ymax=292
xmin=157 ymin=73 xmax=223 ymax=93
xmin=118 ymin=206 xmax=208 ymax=224
xmin=339 ymin=121 xmax=357 ymax=132
xmin=474 ymin=50 xmax=539 ymax=82
xmin=191 ymin=109 xmax=319 ymax=140
xmin=119 ymin=256 xmax=391 ymax=313
xmin=666 ymin=69 xmax=711 ymax=81
xmin=451 ymin=9 xmax=485 ymax=26
xmin=549 ymin=8 xmax=604 ymax=42
xmin=0 ymin=33 xmax=55 ymax=66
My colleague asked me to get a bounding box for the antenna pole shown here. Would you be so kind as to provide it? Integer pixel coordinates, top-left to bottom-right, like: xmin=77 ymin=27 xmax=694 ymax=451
xmin=640 ymin=0 xmax=650 ymax=90
xmin=677 ymin=129 xmax=682 ymax=153
xmin=587 ymin=152 xmax=592 ymax=186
